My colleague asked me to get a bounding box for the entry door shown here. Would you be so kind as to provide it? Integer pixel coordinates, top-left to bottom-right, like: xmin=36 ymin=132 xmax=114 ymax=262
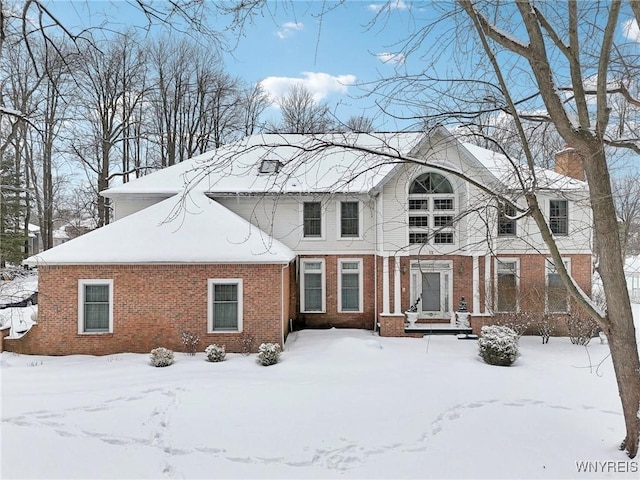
xmin=411 ymin=261 xmax=452 ymax=318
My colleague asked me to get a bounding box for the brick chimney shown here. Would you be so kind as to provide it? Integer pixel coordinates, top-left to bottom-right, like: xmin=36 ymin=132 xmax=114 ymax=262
xmin=554 ymin=146 xmax=585 ymax=181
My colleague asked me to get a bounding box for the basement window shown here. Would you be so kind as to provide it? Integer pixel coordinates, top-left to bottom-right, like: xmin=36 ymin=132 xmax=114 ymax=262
xmin=259 ymin=159 xmax=281 ymax=174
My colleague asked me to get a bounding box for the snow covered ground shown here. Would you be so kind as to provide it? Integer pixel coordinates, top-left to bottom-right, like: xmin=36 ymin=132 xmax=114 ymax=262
xmin=1 ymin=309 xmax=639 ymax=479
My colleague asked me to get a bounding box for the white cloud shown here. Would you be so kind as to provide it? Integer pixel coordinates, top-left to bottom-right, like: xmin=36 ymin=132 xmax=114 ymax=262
xmin=376 ymin=52 xmax=406 ymax=65
xmin=259 ymin=72 xmax=357 ymax=104
xmin=368 ymin=1 xmax=410 ymax=13
xmin=622 ymin=19 xmax=640 ymax=42
xmin=276 ymin=21 xmax=304 ymax=39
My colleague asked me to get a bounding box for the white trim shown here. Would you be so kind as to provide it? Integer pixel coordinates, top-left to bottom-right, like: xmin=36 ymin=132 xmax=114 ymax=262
xmin=300 ymin=200 xmax=325 ymax=241
xmin=494 ymin=258 xmax=520 ymax=313
xmin=409 ymin=260 xmax=453 ymax=318
xmin=300 ymin=258 xmax=326 ymax=313
xmin=336 ymin=199 xmax=363 ymax=240
xmin=382 ymin=255 xmax=390 ymax=314
xmin=472 ymin=255 xmax=480 ymax=314
xmin=207 ymin=278 xmax=243 ymax=333
xmin=78 ymin=279 xmax=114 ymax=335
xmin=393 ymin=257 xmax=401 ymax=314
xmin=337 ymin=258 xmax=364 ymax=313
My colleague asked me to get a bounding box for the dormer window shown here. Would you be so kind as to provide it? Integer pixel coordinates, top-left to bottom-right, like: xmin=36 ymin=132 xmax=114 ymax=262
xmin=408 ymin=172 xmax=456 ymax=245
xmin=259 ymin=159 xmax=281 ymax=174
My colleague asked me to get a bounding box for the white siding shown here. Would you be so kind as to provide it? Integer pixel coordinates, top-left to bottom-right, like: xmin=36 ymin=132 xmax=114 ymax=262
xmin=214 ymin=194 xmax=377 ymax=254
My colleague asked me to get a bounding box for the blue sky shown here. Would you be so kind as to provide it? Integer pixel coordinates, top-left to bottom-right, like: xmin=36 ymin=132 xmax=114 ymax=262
xmin=42 ymin=1 xmax=640 ymax=134
xmin=45 ymin=0 xmax=421 ymax=129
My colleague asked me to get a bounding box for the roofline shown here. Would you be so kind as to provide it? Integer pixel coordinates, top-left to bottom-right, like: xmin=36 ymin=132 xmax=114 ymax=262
xmin=26 ymin=260 xmax=295 ymax=267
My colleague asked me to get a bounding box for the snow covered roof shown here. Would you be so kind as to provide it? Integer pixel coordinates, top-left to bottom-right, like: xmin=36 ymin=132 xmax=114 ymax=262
xmin=462 ymin=143 xmax=587 ymax=191
xmin=24 ymin=193 xmax=295 ymax=265
xmin=102 ymin=131 xmax=587 ymax=203
xmin=102 ymin=132 xmax=427 ymax=198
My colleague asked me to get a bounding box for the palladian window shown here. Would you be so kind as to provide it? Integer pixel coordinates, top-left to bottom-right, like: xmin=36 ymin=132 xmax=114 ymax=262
xmin=408 ymin=172 xmax=455 ymax=245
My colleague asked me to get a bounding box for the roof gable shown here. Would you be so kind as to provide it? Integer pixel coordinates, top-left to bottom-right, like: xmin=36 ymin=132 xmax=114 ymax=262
xmin=25 ymin=193 xmax=295 ymax=265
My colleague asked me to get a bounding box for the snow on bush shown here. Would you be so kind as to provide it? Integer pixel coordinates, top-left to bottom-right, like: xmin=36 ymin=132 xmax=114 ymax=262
xmin=181 ymin=330 xmax=200 ymax=356
xmin=478 ymin=325 xmax=519 ymax=366
xmin=257 ymin=342 xmax=281 ymax=366
xmin=205 ymin=344 xmax=226 ymax=362
xmin=150 ymin=347 xmax=174 ymax=367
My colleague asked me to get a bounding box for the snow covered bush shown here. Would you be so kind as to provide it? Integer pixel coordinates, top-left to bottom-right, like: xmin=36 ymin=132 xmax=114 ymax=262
xmin=240 ymin=333 xmax=254 ymax=356
xmin=565 ymin=315 xmax=598 ymax=346
xmin=478 ymin=325 xmax=519 ymax=366
xmin=537 ymin=314 xmax=555 ymax=344
xmin=181 ymin=330 xmax=200 ymax=356
xmin=205 ymin=344 xmax=226 ymax=362
xmin=150 ymin=347 xmax=174 ymax=367
xmin=257 ymin=342 xmax=281 ymax=366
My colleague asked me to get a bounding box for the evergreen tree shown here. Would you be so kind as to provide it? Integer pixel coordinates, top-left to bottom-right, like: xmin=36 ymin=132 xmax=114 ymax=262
xmin=0 ymin=153 xmax=28 ymax=267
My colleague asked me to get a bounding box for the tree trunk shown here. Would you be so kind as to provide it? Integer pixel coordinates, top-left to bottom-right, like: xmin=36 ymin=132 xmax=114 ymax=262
xmin=582 ymin=143 xmax=640 ymax=457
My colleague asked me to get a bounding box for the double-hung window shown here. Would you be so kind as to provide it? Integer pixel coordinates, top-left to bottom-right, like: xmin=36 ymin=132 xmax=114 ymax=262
xmin=303 ymin=202 xmax=322 ymax=238
xmin=78 ymin=280 xmax=113 ymax=334
xmin=208 ymin=279 xmax=243 ymax=332
xmin=338 ymin=259 xmax=363 ymax=312
xmin=546 ymin=259 xmax=570 ymax=313
xmin=549 ymin=200 xmax=568 ymax=235
xmin=496 ymin=260 xmax=518 ymax=312
xmin=340 ymin=201 xmax=360 ymax=238
xmin=301 ymin=259 xmax=325 ymax=312
xmin=498 ymin=203 xmax=517 ymax=236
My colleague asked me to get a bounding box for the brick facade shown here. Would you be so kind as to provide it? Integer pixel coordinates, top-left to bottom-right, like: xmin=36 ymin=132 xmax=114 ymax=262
xmin=295 ymin=254 xmax=376 ymax=330
xmin=377 ymin=253 xmax=593 ymax=337
xmin=5 ymin=263 xmax=290 ymax=356
xmin=5 ymin=252 xmax=593 ymax=354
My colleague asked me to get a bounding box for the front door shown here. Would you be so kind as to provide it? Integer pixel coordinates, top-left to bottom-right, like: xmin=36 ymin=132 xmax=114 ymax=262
xmin=411 ymin=261 xmax=452 ymax=319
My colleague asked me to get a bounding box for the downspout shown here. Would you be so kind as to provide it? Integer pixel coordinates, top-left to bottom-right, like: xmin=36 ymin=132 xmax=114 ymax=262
xmin=281 ymin=262 xmax=288 ymax=350
xmin=369 ymin=188 xmax=381 ymax=333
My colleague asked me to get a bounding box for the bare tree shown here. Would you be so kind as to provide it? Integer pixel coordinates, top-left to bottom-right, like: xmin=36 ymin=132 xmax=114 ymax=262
xmin=273 ymin=83 xmax=334 ymax=133
xmin=614 ymin=174 xmax=640 ymax=259
xmin=240 ymin=82 xmax=270 ymax=136
xmin=344 ymin=115 xmax=375 ymax=133
xmin=70 ymin=33 xmax=147 ymax=226
xmin=222 ymin=0 xmax=640 ymax=458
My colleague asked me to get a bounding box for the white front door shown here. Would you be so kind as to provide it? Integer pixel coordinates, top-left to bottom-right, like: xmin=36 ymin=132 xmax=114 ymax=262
xmin=411 ymin=261 xmax=452 ymax=319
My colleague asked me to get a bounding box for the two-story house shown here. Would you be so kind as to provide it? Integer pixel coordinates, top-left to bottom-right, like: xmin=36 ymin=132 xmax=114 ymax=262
xmin=8 ymin=128 xmax=592 ymax=355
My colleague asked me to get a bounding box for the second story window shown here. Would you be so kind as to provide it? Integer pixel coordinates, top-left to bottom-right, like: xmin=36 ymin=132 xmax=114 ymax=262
xmin=340 ymin=201 xmax=359 ymax=238
xmin=303 ymin=202 xmax=322 ymax=238
xmin=550 ymin=200 xmax=568 ymax=235
xmin=498 ymin=203 xmax=517 ymax=236
xmin=408 ymin=172 xmax=455 ymax=245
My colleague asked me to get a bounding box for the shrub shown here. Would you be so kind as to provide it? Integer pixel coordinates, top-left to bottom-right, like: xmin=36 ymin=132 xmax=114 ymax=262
xmin=496 ymin=311 xmax=536 ymax=337
xmin=240 ymin=333 xmax=254 ymax=356
xmin=257 ymin=343 xmax=281 ymax=366
xmin=205 ymin=344 xmax=226 ymax=362
xmin=566 ymin=315 xmax=599 ymax=346
xmin=478 ymin=325 xmax=519 ymax=366
xmin=181 ymin=330 xmax=200 ymax=356
xmin=537 ymin=314 xmax=556 ymax=344
xmin=150 ymin=347 xmax=174 ymax=367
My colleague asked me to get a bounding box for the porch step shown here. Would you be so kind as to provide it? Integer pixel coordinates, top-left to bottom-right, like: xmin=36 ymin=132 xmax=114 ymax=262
xmin=405 ymin=324 xmax=473 ymax=336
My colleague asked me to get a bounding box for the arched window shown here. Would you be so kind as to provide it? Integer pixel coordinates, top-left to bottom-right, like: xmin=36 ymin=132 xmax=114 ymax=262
xmin=409 ymin=173 xmax=453 ymax=194
xmin=408 ymin=172 xmax=456 ymax=245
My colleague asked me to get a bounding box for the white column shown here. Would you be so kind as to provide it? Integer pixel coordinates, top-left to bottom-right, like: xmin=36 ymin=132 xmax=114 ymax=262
xmin=382 ymin=255 xmax=390 ymax=314
xmin=393 ymin=256 xmax=402 ymax=314
xmin=472 ymin=255 xmax=480 ymax=314
xmin=484 ymin=255 xmax=492 ymax=314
